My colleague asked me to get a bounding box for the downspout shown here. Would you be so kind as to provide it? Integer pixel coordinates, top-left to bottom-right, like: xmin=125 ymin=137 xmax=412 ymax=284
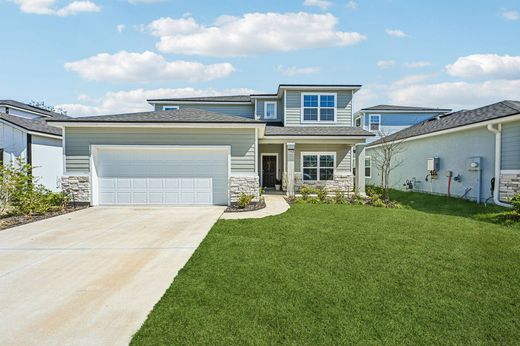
xmin=487 ymin=124 xmax=511 ymax=207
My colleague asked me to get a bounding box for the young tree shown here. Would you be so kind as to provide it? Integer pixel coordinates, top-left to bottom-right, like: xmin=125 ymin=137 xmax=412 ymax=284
xmin=371 ymin=131 xmax=406 ymax=200
xmin=29 ymin=100 xmax=68 ymax=115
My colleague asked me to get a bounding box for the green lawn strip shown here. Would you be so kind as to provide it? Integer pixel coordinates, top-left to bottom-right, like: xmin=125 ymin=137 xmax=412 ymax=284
xmin=132 ymin=200 xmax=520 ymax=345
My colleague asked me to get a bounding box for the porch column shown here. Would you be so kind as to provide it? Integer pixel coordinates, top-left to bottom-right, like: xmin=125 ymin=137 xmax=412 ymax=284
xmin=355 ymin=144 xmax=366 ymax=196
xmin=287 ymin=142 xmax=295 ymax=197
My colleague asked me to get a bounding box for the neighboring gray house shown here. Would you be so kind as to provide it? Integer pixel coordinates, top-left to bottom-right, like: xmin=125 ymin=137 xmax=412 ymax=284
xmin=365 ymin=100 xmax=520 ymax=206
xmin=354 ymin=105 xmax=452 ymax=143
xmin=48 ymin=84 xmax=374 ymax=206
xmin=0 ymin=100 xmax=68 ymax=191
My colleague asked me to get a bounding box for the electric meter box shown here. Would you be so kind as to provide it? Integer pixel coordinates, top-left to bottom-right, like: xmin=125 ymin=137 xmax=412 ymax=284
xmin=466 ymin=156 xmax=481 ymax=171
xmin=427 ymin=157 xmax=440 ymax=171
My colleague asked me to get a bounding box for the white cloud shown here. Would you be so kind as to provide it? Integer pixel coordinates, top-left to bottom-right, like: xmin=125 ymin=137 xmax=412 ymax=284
xmin=116 ymin=24 xmax=126 ymax=33
xmin=385 ymin=29 xmax=408 ymax=38
xmin=346 ymin=0 xmax=357 ymax=9
xmin=13 ymin=0 xmax=100 ymax=16
xmin=303 ymin=0 xmax=332 ymax=10
xmin=392 ymin=74 xmax=436 ymax=87
xmin=64 ymin=51 xmax=235 ymax=83
xmin=56 ymin=87 xmax=257 ymax=116
xmin=403 ymin=61 xmax=432 ymax=68
xmin=276 ymin=65 xmax=320 ymax=76
xmin=151 ymin=12 xmax=366 ymax=57
xmin=148 ymin=17 xmax=199 ymax=36
xmin=501 ymin=9 xmax=519 ymax=21
xmin=388 ymin=79 xmax=520 ymax=109
xmin=446 ymin=54 xmax=520 ymax=79
xmin=377 ymin=60 xmax=395 ymax=69
xmin=128 ymin=0 xmax=163 ymax=3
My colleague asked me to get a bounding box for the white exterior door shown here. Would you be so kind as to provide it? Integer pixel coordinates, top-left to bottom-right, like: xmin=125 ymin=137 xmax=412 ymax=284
xmin=93 ymin=147 xmax=229 ymax=205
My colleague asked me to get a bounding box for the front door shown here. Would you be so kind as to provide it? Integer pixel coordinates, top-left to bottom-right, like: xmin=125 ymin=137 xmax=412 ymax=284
xmin=262 ymin=155 xmax=277 ymax=188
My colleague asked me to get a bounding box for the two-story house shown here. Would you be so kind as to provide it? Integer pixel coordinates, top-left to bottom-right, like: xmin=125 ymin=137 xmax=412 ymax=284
xmin=48 ymin=84 xmax=374 ymax=206
xmin=0 ymin=100 xmax=68 ymax=191
xmin=353 ymin=105 xmax=452 ymax=143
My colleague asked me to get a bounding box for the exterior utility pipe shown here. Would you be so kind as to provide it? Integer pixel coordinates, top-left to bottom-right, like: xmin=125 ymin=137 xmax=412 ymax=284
xmin=487 ymin=124 xmax=511 ymax=208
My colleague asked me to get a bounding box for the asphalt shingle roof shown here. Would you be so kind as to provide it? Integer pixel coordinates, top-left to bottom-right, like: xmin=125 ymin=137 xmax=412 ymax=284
xmin=360 ymin=104 xmax=452 ymax=112
xmin=265 ymin=123 xmax=374 ymax=137
xmin=46 ymin=108 xmax=262 ymax=123
xmin=0 ymin=113 xmax=62 ymax=136
xmin=369 ymin=100 xmax=520 ymax=146
xmin=147 ymin=95 xmax=252 ymax=103
xmin=0 ymin=100 xmax=70 ymax=119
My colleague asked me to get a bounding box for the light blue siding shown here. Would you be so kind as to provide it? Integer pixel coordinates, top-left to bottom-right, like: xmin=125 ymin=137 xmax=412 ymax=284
xmin=502 ymin=120 xmax=520 ymax=170
xmin=64 ymin=127 xmax=255 ymax=173
xmin=255 ymin=99 xmax=283 ymax=122
xmin=365 ymin=127 xmax=496 ymax=202
xmin=154 ymin=103 xmax=254 ymax=119
xmin=284 ymin=90 xmax=353 ymax=126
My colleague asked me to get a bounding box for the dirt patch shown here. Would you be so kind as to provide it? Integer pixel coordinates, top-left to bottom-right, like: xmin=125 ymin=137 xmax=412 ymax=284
xmin=0 ymin=207 xmax=88 ymax=230
xmin=225 ymin=198 xmax=266 ymax=213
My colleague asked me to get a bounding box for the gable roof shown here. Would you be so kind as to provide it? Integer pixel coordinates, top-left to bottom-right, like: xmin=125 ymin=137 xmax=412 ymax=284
xmin=369 ymin=100 xmax=520 ymax=146
xmin=0 ymin=100 xmax=70 ymax=119
xmin=0 ymin=113 xmax=62 ymax=136
xmin=46 ymin=108 xmax=263 ymax=124
xmin=359 ymin=104 xmax=452 ymax=112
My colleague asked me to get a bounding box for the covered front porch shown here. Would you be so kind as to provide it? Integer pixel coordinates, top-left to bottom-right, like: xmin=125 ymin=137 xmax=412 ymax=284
xmin=258 ymin=138 xmax=368 ymax=196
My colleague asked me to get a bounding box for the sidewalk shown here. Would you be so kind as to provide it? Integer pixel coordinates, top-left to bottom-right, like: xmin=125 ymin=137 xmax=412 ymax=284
xmin=220 ymin=194 xmax=290 ymax=220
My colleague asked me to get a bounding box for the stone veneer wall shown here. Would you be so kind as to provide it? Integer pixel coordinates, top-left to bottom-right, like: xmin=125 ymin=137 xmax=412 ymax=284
xmin=229 ymin=175 xmax=260 ymax=203
xmin=60 ymin=176 xmax=91 ymax=204
xmin=294 ymin=172 xmax=354 ymax=193
xmin=500 ymin=173 xmax=520 ymax=202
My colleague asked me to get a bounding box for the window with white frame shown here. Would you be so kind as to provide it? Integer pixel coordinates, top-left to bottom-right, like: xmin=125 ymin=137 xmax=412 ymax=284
xmin=365 ymin=157 xmax=371 ymax=178
xmin=302 ymin=153 xmax=335 ymax=181
xmin=369 ymin=114 xmax=380 ymax=131
xmin=302 ymin=93 xmax=336 ymax=122
xmin=355 ymin=117 xmax=362 ymax=127
xmin=163 ymin=106 xmax=180 ymax=111
xmin=264 ymin=101 xmax=277 ymax=119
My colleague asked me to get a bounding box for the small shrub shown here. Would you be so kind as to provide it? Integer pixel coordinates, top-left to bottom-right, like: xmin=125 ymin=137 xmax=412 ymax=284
xmin=306 ymin=197 xmax=320 ymax=204
xmin=259 ymin=187 xmax=265 ymax=196
xmin=334 ymin=189 xmax=347 ymax=204
xmin=299 ymin=185 xmax=316 ymax=200
xmin=511 ymin=194 xmax=520 ymax=214
xmin=371 ymin=197 xmax=386 ymax=208
xmin=237 ymin=193 xmax=254 ymax=209
xmin=47 ymin=192 xmax=68 ymax=208
xmin=351 ymin=194 xmax=366 ymax=205
xmin=366 ymin=185 xmax=384 ymax=197
xmin=316 ymin=186 xmax=328 ymax=202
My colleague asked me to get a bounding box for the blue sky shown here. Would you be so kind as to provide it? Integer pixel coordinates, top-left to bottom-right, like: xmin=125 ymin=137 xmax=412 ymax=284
xmin=1 ymin=0 xmax=519 ymax=116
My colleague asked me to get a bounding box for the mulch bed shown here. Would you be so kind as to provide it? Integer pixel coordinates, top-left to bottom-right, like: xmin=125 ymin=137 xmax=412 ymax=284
xmin=0 ymin=207 xmax=89 ymax=231
xmin=225 ymin=198 xmax=266 ymax=213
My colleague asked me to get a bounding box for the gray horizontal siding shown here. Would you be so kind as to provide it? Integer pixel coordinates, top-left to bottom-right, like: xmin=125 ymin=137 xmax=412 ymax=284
xmin=255 ymin=99 xmax=283 ymax=122
xmin=502 ymin=120 xmax=520 ymax=170
xmin=284 ymin=90 xmax=353 ymax=126
xmin=65 ymin=128 xmax=255 ymax=173
xmin=295 ymin=144 xmax=352 ymax=173
xmin=154 ymin=103 xmax=254 ymax=119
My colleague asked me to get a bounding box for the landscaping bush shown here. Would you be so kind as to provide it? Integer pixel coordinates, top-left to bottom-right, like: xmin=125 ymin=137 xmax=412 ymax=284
xmin=237 ymin=193 xmax=254 ymax=209
xmin=511 ymin=193 xmax=520 ymax=214
xmin=334 ymin=189 xmax=348 ymax=204
xmin=316 ymin=186 xmax=328 ymax=202
xmin=299 ymin=185 xmax=316 ymax=200
xmin=366 ymin=184 xmax=384 ymax=197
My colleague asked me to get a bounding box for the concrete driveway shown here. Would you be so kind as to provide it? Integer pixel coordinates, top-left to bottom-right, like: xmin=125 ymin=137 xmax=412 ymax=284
xmin=0 ymin=206 xmax=225 ymax=345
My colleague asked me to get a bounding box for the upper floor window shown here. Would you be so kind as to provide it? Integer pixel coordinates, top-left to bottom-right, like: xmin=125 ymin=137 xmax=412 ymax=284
xmin=301 ymin=93 xmax=336 ymax=122
xmin=355 ymin=117 xmax=361 ymax=127
xmin=264 ymin=101 xmax=277 ymax=120
xmin=369 ymin=114 xmax=380 ymax=131
xmin=163 ymin=106 xmax=179 ymax=111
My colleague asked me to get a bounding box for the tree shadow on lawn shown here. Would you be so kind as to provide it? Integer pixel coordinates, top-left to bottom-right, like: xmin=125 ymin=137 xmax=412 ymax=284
xmin=387 ymin=189 xmax=519 ymax=227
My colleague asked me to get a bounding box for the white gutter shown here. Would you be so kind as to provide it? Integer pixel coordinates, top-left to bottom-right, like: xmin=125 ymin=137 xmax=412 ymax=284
xmin=487 ymin=123 xmax=511 ymax=207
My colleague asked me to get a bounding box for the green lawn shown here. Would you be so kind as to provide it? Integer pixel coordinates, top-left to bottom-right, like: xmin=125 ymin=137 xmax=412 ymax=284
xmin=132 ymin=192 xmax=520 ymax=345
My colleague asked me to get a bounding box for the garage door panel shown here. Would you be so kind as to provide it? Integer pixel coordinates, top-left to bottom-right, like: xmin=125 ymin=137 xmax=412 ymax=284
xmin=96 ymin=148 xmax=228 ymax=205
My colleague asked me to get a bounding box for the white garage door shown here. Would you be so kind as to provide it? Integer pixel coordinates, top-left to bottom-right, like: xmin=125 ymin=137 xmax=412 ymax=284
xmin=94 ymin=147 xmax=229 ymax=205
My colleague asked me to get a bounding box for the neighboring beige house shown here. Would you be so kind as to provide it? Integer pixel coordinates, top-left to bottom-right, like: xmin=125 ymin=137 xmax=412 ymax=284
xmin=48 ymin=84 xmax=374 ymax=206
